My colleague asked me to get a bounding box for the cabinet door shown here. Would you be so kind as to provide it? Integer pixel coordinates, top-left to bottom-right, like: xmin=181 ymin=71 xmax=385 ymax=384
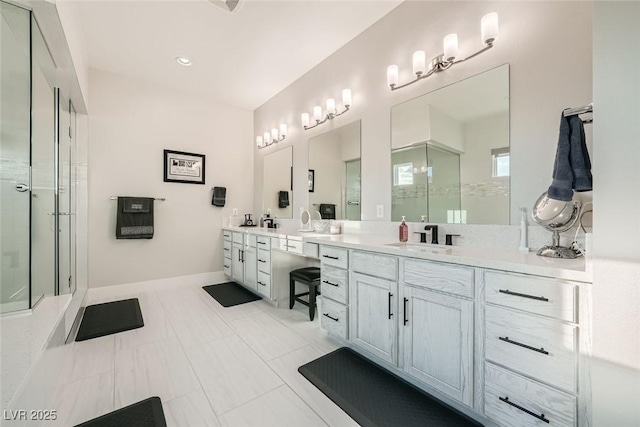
xmin=232 ymin=244 xmax=244 ymax=283
xmin=402 ymin=286 xmax=474 ymax=406
xmin=243 ymin=246 xmax=257 ymax=290
xmin=350 ymin=272 xmax=398 ymax=365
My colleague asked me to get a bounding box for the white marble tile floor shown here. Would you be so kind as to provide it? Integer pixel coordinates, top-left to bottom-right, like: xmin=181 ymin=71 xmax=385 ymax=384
xmin=48 ymin=281 xmax=348 ymax=426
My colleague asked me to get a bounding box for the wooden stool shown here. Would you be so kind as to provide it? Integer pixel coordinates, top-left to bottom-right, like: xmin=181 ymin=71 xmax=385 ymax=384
xmin=289 ymin=267 xmax=321 ymax=321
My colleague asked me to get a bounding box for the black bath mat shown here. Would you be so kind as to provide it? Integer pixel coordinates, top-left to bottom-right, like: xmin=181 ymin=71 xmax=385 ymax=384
xmin=298 ymin=347 xmax=482 ymax=427
xmin=76 ymin=396 xmax=166 ymax=427
xmin=202 ymin=282 xmax=261 ymax=307
xmin=75 ymin=298 xmax=144 ymax=342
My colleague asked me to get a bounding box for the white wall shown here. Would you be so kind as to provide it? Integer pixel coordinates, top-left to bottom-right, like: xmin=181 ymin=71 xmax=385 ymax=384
xmin=262 ymin=146 xmax=292 ymax=219
xmin=88 ymin=68 xmax=253 ymax=288
xmin=253 ymin=1 xmax=592 ymax=225
xmin=591 ymin=2 xmax=640 ymax=425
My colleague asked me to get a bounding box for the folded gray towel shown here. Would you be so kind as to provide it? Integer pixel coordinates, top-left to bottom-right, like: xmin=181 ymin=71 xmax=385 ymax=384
xmin=547 ymin=113 xmax=593 ymax=201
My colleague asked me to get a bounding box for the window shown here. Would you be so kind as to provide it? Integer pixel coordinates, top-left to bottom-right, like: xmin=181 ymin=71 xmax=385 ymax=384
xmin=492 ymin=147 xmax=510 ymax=177
xmin=393 ymin=162 xmax=413 ymax=186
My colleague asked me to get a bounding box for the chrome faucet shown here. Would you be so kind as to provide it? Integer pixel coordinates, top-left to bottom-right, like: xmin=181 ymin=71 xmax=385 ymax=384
xmin=423 ymin=225 xmax=439 ymax=244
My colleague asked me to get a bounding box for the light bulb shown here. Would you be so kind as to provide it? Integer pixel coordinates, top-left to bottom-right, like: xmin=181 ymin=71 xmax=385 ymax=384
xmin=342 ymin=89 xmax=352 ymax=107
xmin=313 ymin=106 xmax=322 ymax=121
xmin=301 ymin=113 xmax=310 ymax=128
xmin=263 ymin=132 xmax=270 ymax=144
xmin=481 ymin=12 xmax=499 ymax=44
xmin=256 ymin=136 xmax=263 ymax=147
xmin=326 ymin=98 xmax=336 ymax=114
xmin=387 ymin=65 xmax=399 ymax=87
xmin=443 ymin=34 xmax=458 ymax=61
xmin=279 ymin=123 xmax=287 ymax=137
xmin=413 ymin=51 xmax=426 ymax=76
xmin=271 ymin=128 xmax=278 ymax=141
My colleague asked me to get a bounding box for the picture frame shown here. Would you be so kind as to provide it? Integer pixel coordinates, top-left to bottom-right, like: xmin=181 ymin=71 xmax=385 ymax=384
xmin=163 ymin=150 xmax=206 ymax=184
xmin=308 ymin=169 xmax=315 ymax=192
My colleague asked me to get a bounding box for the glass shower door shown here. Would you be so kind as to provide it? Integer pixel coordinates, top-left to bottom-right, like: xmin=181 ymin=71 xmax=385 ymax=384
xmin=57 ymin=94 xmax=72 ymax=295
xmin=0 ymin=2 xmax=31 ymax=313
xmin=345 ymin=159 xmax=361 ymax=221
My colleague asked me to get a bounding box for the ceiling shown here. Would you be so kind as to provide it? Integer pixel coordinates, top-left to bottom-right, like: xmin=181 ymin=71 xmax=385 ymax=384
xmin=73 ymin=0 xmax=402 ymax=110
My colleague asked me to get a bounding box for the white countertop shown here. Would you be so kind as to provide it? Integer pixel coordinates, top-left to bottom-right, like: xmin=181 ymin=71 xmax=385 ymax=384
xmin=223 ymin=226 xmax=592 ymax=283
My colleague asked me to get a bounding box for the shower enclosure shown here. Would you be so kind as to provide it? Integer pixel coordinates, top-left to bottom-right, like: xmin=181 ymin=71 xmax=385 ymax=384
xmin=0 ymin=1 xmax=77 ymax=314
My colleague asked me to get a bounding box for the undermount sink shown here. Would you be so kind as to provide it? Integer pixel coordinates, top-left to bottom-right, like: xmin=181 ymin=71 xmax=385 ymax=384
xmin=384 ymin=242 xmax=452 ymax=255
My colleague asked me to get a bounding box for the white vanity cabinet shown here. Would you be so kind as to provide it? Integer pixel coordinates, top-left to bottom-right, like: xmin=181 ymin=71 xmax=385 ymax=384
xmin=400 ymin=259 xmax=475 ymax=406
xmin=319 ymin=246 xmax=349 ymax=340
xmin=231 ymin=232 xmax=244 ymax=283
xmin=349 ymin=251 xmax=400 ymax=365
xmin=482 ymin=270 xmax=584 ymax=427
xmin=222 ymin=232 xmax=232 ymax=276
xmin=243 ymin=235 xmax=257 ymax=291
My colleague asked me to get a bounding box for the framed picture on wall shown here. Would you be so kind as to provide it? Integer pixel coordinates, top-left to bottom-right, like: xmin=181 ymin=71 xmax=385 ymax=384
xmin=163 ymin=150 xmax=206 ymax=184
xmin=308 ymin=169 xmax=315 ymax=192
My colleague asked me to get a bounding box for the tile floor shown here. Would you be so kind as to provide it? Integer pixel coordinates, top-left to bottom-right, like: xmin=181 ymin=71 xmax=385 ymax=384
xmin=50 ymin=281 xmax=357 ymax=426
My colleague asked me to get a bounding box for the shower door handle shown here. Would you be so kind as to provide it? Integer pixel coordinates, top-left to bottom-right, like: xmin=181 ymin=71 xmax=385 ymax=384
xmin=16 ymin=183 xmax=30 ymax=192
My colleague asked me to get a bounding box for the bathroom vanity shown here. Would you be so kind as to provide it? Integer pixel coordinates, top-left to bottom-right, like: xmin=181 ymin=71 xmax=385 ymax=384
xmin=222 ymin=226 xmax=592 ymax=427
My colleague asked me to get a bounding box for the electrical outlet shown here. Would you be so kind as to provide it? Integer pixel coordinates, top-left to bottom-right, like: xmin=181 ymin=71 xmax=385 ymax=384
xmin=232 ymin=208 xmax=238 ymax=216
xmin=376 ymin=205 xmax=384 ymax=218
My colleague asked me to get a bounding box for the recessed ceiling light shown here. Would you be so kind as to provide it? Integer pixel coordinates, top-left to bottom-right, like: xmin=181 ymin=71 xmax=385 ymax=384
xmin=176 ymin=57 xmax=192 ymax=67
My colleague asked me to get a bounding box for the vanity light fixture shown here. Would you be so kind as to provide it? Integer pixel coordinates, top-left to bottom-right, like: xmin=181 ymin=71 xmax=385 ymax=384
xmin=175 ymin=56 xmax=192 ymax=66
xmin=301 ymin=89 xmax=352 ymax=131
xmin=387 ymin=12 xmax=498 ymax=91
xmin=256 ymin=123 xmax=287 ymax=149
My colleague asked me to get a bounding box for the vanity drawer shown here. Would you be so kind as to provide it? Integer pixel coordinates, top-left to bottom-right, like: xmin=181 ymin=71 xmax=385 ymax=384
xmin=320 ymin=297 xmax=348 ymax=340
xmin=257 ymin=249 xmax=271 ymax=273
xmin=319 ymin=246 xmax=349 ymax=269
xmin=403 ymin=259 xmax=474 ymax=298
xmin=485 ymin=271 xmax=577 ymax=322
xmin=223 ymin=260 xmax=231 ymax=276
xmin=484 ymin=362 xmax=576 ymax=427
xmin=286 ymin=238 xmax=304 ymax=255
xmin=223 ymin=231 xmax=232 ymax=241
xmin=351 ymin=251 xmax=398 ymax=281
xmin=232 ymin=232 xmax=244 ymax=244
xmin=223 ymin=240 xmax=232 ymax=254
xmin=257 ymin=271 xmax=271 ymax=298
xmin=256 ymin=235 xmax=271 ymax=249
xmin=321 ymin=266 xmax=348 ymax=305
xmin=303 ymin=242 xmax=319 ymax=258
xmin=485 ymin=305 xmax=577 ymax=392
xmin=246 ymin=234 xmax=257 ymax=248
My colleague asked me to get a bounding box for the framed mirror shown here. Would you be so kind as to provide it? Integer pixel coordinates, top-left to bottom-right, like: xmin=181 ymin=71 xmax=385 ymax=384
xmin=262 ymin=146 xmax=293 ymax=218
xmin=308 ymin=120 xmax=361 ymax=220
xmin=391 ymin=64 xmax=509 ymax=224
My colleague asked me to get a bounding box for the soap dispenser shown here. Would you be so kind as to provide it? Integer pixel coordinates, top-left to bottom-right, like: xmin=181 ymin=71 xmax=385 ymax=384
xmin=399 ymin=216 xmax=408 ymax=242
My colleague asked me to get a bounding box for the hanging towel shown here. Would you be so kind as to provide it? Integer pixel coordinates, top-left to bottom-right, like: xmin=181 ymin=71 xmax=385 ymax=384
xmin=547 ymin=113 xmax=593 ymax=201
xmin=116 ymin=197 xmax=154 ymax=239
xmin=278 ymin=191 xmax=289 ymax=208
xmin=319 ymin=204 xmax=336 ymax=220
xmin=212 ymin=186 xmax=226 ymax=207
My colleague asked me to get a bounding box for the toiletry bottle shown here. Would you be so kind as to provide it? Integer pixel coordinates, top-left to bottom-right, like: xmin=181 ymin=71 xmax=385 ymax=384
xmin=519 ymin=207 xmax=529 ymax=252
xmin=399 ymin=216 xmax=408 ymax=242
xmin=259 ymin=215 xmax=264 ymax=228
xmin=420 ymin=215 xmax=426 ymax=223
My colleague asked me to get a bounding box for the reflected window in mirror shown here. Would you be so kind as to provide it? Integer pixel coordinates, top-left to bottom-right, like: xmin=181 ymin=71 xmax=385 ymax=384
xmin=308 ymin=120 xmax=361 ymax=221
xmin=262 ymin=146 xmax=293 ymax=219
xmin=391 ymin=64 xmax=509 ymax=225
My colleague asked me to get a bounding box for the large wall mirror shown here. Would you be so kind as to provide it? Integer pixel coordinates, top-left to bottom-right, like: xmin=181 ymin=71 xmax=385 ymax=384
xmin=262 ymin=145 xmax=293 ymax=218
xmin=308 ymin=120 xmax=361 ymax=220
xmin=391 ymin=64 xmax=510 ymax=224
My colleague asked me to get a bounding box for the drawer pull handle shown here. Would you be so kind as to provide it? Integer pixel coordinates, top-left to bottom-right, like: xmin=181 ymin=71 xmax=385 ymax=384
xmin=403 ymin=298 xmax=409 ymax=325
xmin=258 ymin=281 xmax=266 ymax=286
xmin=499 ymin=336 xmax=549 ymax=355
xmin=223 ymin=265 xmax=229 ymax=269
xmin=258 ymin=241 xmax=266 ymax=245
xmin=258 ymin=259 xmax=266 ymax=263
xmin=322 ymin=255 xmax=339 ymax=260
xmin=224 ymin=248 xmax=229 ymax=251
xmin=323 ymin=313 xmax=339 ymax=322
xmin=322 ymin=280 xmax=339 ymax=287
xmin=388 ymin=293 xmax=393 ymax=319
xmin=499 ymin=396 xmax=549 ymax=424
xmin=499 ymin=289 xmax=549 ymax=302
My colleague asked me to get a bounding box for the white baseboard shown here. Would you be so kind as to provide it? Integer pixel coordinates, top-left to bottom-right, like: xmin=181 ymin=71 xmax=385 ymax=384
xmin=86 ymin=271 xmax=227 ymax=301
